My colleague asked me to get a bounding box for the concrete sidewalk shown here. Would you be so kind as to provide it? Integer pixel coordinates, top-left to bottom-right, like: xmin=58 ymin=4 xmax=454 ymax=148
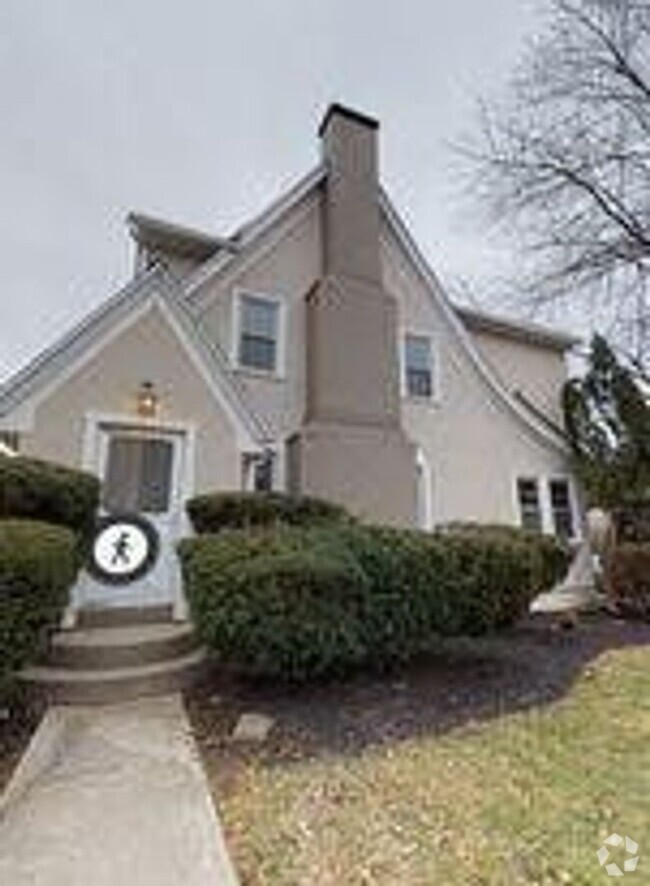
xmin=0 ymin=695 xmax=238 ymax=885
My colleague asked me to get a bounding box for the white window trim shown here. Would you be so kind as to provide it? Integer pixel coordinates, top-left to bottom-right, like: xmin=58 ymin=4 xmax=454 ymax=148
xmin=416 ymin=447 xmax=434 ymax=530
xmin=231 ymin=289 xmax=287 ymax=379
xmin=400 ymin=327 xmax=440 ymax=404
xmin=512 ymin=473 xmax=580 ymax=540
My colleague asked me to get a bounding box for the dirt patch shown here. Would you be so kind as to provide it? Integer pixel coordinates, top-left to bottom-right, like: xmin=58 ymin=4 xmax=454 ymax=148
xmin=185 ymin=614 xmax=650 ymax=799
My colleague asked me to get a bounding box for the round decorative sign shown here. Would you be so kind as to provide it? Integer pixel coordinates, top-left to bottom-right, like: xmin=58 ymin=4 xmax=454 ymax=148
xmin=88 ymin=514 xmax=159 ymax=585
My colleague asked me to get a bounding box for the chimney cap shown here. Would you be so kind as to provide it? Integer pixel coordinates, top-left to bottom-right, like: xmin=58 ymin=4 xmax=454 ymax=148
xmin=318 ymin=103 xmax=379 ymax=138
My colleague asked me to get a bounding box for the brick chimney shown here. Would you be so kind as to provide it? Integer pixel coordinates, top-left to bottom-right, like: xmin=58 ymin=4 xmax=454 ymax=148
xmin=289 ymin=104 xmax=418 ymax=526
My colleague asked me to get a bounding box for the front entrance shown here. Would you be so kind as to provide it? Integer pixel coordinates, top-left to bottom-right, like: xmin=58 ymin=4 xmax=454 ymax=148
xmin=72 ymin=419 xmax=192 ymax=616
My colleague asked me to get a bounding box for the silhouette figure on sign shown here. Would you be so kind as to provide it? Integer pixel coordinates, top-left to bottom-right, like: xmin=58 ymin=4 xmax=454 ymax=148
xmin=111 ymin=531 xmax=132 ymax=566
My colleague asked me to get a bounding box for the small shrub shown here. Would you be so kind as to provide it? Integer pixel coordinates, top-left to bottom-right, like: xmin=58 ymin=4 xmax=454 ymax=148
xmin=179 ymin=523 xmax=568 ymax=681
xmin=0 ymin=520 xmax=78 ymax=696
xmin=179 ymin=529 xmax=367 ymax=679
xmin=0 ymin=454 xmax=99 ymax=536
xmin=606 ymin=543 xmax=650 ymax=621
xmin=186 ymin=491 xmax=352 ymax=534
xmin=437 ymin=522 xmax=570 ymax=592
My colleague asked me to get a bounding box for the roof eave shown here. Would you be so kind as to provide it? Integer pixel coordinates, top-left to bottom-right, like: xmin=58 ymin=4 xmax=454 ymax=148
xmin=456 ymin=305 xmax=580 ymax=352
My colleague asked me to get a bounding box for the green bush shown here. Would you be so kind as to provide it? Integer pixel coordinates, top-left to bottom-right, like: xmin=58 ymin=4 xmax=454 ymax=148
xmin=437 ymin=522 xmax=571 ymax=594
xmin=0 ymin=520 xmax=78 ymax=695
xmin=606 ymin=543 xmax=650 ymax=621
xmin=0 ymin=454 xmax=100 ymax=536
xmin=179 ymin=529 xmax=367 ymax=679
xmin=178 ymin=523 xmax=568 ymax=680
xmin=186 ymin=491 xmax=352 ymax=533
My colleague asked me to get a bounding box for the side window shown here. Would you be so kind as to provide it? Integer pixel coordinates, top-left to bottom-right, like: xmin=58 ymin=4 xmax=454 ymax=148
xmin=404 ymin=334 xmax=434 ymax=399
xmin=549 ymin=478 xmax=574 ymax=539
xmin=517 ymin=477 xmax=542 ymax=532
xmin=242 ymin=451 xmax=275 ymax=492
xmin=237 ymin=294 xmax=280 ymax=373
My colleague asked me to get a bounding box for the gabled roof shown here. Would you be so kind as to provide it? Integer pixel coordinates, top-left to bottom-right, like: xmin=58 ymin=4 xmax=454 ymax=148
xmin=129 ymin=163 xmax=570 ymax=453
xmin=127 ymin=213 xmax=237 ymax=263
xmin=455 ymin=304 xmax=579 ymax=351
xmin=0 ymin=266 xmax=271 ymax=447
xmin=184 ymin=164 xmax=326 ymax=299
xmin=378 ymin=187 xmax=569 ymax=452
xmin=1 ymin=159 xmax=574 ymax=456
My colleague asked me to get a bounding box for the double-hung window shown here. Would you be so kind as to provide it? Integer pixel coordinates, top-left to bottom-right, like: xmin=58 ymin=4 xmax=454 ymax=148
xmin=517 ymin=477 xmax=542 ymax=533
xmin=404 ymin=334 xmax=434 ymax=399
xmin=549 ymin=478 xmax=574 ymax=539
xmin=237 ymin=294 xmax=280 ymax=373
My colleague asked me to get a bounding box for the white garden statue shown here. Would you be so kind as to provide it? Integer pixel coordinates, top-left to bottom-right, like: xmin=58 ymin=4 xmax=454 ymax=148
xmin=529 ymin=508 xmax=614 ymax=616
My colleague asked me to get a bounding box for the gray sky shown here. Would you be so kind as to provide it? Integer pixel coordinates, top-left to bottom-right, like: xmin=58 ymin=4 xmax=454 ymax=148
xmin=1 ymin=0 xmax=544 ymax=382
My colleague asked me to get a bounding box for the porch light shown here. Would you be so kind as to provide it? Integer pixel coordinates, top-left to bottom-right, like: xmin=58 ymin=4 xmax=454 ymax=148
xmin=136 ymin=381 xmax=159 ymax=418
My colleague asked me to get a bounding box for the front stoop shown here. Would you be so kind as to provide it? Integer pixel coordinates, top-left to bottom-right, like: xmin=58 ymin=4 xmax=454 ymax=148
xmin=21 ymin=610 xmax=207 ymax=705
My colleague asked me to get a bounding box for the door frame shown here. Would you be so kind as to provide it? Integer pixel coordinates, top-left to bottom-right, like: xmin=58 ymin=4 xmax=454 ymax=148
xmin=79 ymin=411 xmax=196 ymax=618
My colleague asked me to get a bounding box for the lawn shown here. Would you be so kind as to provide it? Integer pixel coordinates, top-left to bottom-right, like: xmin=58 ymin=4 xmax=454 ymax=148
xmin=188 ymin=619 xmax=650 ymax=885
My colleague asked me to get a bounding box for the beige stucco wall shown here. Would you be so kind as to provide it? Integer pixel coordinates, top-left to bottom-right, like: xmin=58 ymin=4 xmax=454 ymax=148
xmin=20 ymin=302 xmax=241 ymax=495
xmin=467 ymin=328 xmax=568 ymax=425
xmin=12 ymin=179 xmax=576 ymax=531
xmin=192 ymin=194 xmax=322 ymax=440
xmin=380 ymin=221 xmax=574 ymax=530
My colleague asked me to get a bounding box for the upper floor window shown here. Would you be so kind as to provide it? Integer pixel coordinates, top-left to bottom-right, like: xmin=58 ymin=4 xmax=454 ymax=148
xmin=549 ymin=478 xmax=574 ymax=539
xmin=404 ymin=334 xmax=434 ymax=399
xmin=517 ymin=477 xmax=542 ymax=533
xmin=236 ymin=293 xmax=280 ymax=373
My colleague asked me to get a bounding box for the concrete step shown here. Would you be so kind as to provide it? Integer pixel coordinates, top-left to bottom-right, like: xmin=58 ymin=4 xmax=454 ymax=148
xmin=48 ymin=622 xmax=198 ymax=670
xmin=75 ymin=604 xmax=174 ymax=629
xmin=21 ymin=648 xmax=207 ymax=705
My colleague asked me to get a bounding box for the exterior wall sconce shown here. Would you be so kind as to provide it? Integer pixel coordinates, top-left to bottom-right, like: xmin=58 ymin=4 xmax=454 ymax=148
xmin=136 ymin=381 xmax=159 ymax=418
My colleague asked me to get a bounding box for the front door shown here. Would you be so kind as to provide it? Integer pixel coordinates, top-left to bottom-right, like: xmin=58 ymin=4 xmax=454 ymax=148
xmin=75 ymin=424 xmax=189 ymax=613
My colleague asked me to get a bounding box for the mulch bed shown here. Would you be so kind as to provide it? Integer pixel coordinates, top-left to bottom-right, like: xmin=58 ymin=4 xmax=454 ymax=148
xmin=0 ymin=693 xmax=47 ymax=796
xmin=185 ymin=614 xmax=650 ymax=796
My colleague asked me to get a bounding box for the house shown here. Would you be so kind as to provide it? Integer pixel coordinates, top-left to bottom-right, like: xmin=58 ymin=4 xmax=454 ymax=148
xmin=0 ymin=104 xmax=579 ymax=617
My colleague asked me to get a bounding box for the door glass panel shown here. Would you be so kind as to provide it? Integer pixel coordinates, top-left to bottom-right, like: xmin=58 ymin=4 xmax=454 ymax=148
xmin=103 ymin=436 xmax=174 ymax=514
xmin=139 ymin=439 xmax=174 ymax=512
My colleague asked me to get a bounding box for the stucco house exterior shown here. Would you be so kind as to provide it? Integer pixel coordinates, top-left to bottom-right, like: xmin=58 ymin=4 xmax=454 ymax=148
xmin=0 ymin=104 xmax=579 ymax=617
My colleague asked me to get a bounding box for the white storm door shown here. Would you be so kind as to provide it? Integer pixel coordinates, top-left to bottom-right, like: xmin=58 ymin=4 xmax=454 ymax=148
xmin=93 ymin=427 xmax=186 ymax=607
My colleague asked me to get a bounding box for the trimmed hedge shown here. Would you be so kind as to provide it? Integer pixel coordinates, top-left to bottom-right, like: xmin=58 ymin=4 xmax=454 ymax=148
xmin=178 ymin=524 xmax=568 ymax=680
xmin=186 ymin=491 xmax=352 ymax=533
xmin=606 ymin=543 xmax=650 ymax=621
xmin=0 ymin=520 xmax=78 ymax=695
xmin=0 ymin=454 xmax=100 ymax=536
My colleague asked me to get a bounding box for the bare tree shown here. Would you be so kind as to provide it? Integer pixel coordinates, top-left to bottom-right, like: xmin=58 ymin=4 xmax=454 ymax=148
xmin=461 ymin=0 xmax=650 ymax=372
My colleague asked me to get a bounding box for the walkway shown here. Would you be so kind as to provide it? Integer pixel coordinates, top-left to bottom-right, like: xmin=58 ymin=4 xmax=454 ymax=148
xmin=0 ymin=695 xmax=237 ymax=885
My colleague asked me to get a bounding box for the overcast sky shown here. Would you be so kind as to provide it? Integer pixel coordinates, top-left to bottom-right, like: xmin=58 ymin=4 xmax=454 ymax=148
xmin=0 ymin=0 xmax=547 ymax=382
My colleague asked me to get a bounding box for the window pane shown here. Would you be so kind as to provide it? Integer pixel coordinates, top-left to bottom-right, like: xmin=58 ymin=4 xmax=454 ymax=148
xmin=241 ymin=296 xmax=278 ymax=339
xmin=405 ymin=335 xmax=433 ymax=398
xmin=138 ymin=440 xmax=174 ymax=513
xmin=517 ymin=478 xmax=542 ymax=532
xmin=103 ymin=438 xmax=141 ymax=512
xmin=405 ymin=335 xmax=431 ymax=371
xmin=103 ymin=437 xmax=173 ymax=514
xmin=239 ymin=296 xmax=279 ymax=371
xmin=407 ymin=368 xmax=432 ymax=398
xmin=253 ymin=454 xmax=274 ymax=492
xmin=549 ymin=479 xmax=574 ymax=539
xmin=239 ymin=334 xmax=276 ymax=371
